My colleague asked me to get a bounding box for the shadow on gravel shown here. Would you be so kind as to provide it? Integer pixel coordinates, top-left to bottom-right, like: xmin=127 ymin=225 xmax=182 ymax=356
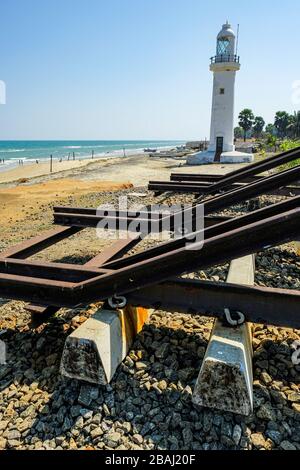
xmin=32 ymin=253 xmax=101 ymax=266
xmin=0 ymin=312 xmax=300 ymax=451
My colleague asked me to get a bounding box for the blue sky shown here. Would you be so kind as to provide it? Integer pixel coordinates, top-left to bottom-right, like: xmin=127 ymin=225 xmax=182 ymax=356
xmin=0 ymin=0 xmax=300 ymax=140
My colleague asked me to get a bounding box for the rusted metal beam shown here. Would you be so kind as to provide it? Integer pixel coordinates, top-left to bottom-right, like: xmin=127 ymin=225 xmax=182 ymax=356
xmin=170 ymin=174 xmax=266 ymax=183
xmin=53 ymin=210 xmax=232 ymax=232
xmin=104 ymin=196 xmax=300 ymax=269
xmin=54 ymin=166 xmax=300 ymax=232
xmin=84 ymin=235 xmax=141 ymax=267
xmin=149 ymin=181 xmax=249 ymax=193
xmin=148 ymin=181 xmax=300 ymax=196
xmin=126 ymin=278 xmax=300 ymax=329
xmin=0 ymin=258 xmax=110 ymax=282
xmin=53 ymin=206 xmax=165 ymax=219
xmin=0 ymin=206 xmax=298 ymax=309
xmin=76 ymin=207 xmax=300 ymax=305
xmin=197 ymin=165 xmax=300 ymax=213
xmin=22 ymin=279 xmax=300 ymax=329
xmin=0 ymin=273 xmax=76 ymax=289
xmin=53 ymin=212 xmax=167 ymax=232
xmin=170 ymin=174 xmax=300 ymax=188
xmin=25 ymin=236 xmax=142 ymax=315
xmin=2 ymin=195 xmax=291 ymax=296
xmin=55 ymin=171 xmax=300 ymax=235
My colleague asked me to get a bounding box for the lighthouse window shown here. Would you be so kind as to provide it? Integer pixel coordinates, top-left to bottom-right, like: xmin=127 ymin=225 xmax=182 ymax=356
xmin=220 ymin=88 xmax=225 ymax=95
xmin=217 ymin=37 xmax=230 ymax=55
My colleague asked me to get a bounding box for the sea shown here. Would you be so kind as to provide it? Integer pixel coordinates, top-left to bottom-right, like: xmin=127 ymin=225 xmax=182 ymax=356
xmin=0 ymin=140 xmax=185 ymax=172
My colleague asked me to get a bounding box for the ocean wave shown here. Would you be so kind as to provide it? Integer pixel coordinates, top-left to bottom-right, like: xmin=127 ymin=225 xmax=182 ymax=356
xmin=64 ymin=146 xmax=83 ymax=149
xmin=0 ymin=149 xmax=26 ymax=153
xmin=64 ymin=145 xmax=111 ymax=150
xmin=0 ymin=142 xmax=183 ymax=163
xmin=6 ymin=157 xmax=26 ymax=161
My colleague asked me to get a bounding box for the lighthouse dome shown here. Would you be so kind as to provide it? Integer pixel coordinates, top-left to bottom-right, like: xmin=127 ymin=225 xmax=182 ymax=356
xmin=217 ymin=22 xmax=235 ymax=39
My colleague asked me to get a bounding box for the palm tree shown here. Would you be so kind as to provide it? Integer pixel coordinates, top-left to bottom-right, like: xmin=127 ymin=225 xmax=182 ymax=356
xmin=287 ymin=111 xmax=300 ymax=139
xmin=294 ymin=111 xmax=300 ymax=138
xmin=253 ymin=116 xmax=265 ymax=138
xmin=234 ymin=127 xmax=243 ymax=139
xmin=274 ymin=111 xmax=290 ymax=139
xmin=238 ymin=109 xmax=255 ymax=142
xmin=265 ymin=123 xmax=276 ymax=136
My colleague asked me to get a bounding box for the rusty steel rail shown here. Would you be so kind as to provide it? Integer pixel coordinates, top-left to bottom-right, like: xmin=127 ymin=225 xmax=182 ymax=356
xmin=148 ymin=167 xmax=300 ymax=195
xmin=150 ymin=147 xmax=300 ymax=195
xmin=127 ymin=278 xmax=300 ymax=329
xmin=195 ymin=165 xmax=300 ymax=209
xmin=15 ymin=234 xmax=142 ymax=316
xmin=19 ymin=278 xmax=300 ymax=330
xmin=53 ymin=167 xmax=300 ymax=233
xmin=0 ymin=204 xmax=299 ymax=312
xmin=170 ymin=174 xmax=266 ymax=183
xmin=102 ymin=196 xmax=300 ymax=269
xmin=0 ymin=156 xmax=299 ymax=329
xmin=149 ymin=182 xmax=300 ymax=196
xmin=53 ymin=209 xmax=231 ymax=232
xmin=170 ymin=175 xmax=300 ymax=188
xmin=53 ymin=206 xmax=167 ymax=219
xmin=0 ymin=194 xmax=299 ymax=327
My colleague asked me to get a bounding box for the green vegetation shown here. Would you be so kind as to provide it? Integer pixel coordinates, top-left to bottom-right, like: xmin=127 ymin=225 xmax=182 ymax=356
xmin=238 ymin=109 xmax=255 ymax=141
xmin=237 ymin=109 xmax=300 ymax=141
xmin=274 ymin=111 xmax=290 ymax=138
xmin=278 ymin=139 xmax=300 ymax=172
xmin=265 ymin=123 xmax=276 ymax=135
xmin=253 ymin=116 xmax=265 ymax=138
xmin=236 ymin=109 xmax=300 ymax=161
xmin=280 ymin=140 xmax=300 ymax=152
xmin=266 ymin=134 xmax=278 ymax=152
xmin=288 ymin=111 xmax=300 ymax=138
xmin=234 ymin=126 xmax=243 ymax=139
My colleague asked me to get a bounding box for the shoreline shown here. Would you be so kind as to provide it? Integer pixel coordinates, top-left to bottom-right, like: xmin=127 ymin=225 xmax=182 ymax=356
xmin=0 ymin=156 xmax=106 ymax=184
xmin=0 ymin=145 xmax=181 ymax=185
xmin=0 ymin=143 xmax=183 ymax=177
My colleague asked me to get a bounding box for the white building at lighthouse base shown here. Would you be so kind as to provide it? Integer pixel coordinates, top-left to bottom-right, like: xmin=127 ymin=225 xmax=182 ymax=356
xmin=187 ymin=149 xmax=254 ymax=165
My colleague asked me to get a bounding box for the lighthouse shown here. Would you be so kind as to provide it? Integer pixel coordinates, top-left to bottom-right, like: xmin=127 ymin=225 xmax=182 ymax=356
xmin=188 ymin=22 xmax=253 ymax=165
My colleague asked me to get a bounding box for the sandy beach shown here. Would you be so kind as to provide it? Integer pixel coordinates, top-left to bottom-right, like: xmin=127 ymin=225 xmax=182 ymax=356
xmin=0 ymin=157 xmax=104 ymax=184
xmin=0 ymin=153 xmax=243 ymax=186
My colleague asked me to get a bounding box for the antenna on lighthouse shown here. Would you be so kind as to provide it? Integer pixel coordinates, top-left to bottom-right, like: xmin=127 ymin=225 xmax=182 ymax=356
xmin=236 ymin=24 xmax=240 ymax=56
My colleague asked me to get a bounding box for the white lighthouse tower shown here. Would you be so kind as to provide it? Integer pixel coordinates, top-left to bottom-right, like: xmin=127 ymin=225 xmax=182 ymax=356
xmin=188 ymin=22 xmax=253 ymax=165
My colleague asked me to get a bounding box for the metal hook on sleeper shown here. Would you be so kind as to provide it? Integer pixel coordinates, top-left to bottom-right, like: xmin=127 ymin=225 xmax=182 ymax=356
xmin=224 ymin=308 xmax=245 ymax=327
xmin=108 ymin=295 xmax=127 ymax=309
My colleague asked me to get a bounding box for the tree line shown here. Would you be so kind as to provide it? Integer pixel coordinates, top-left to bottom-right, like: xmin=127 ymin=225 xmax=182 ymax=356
xmin=235 ymin=109 xmax=300 ymax=141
